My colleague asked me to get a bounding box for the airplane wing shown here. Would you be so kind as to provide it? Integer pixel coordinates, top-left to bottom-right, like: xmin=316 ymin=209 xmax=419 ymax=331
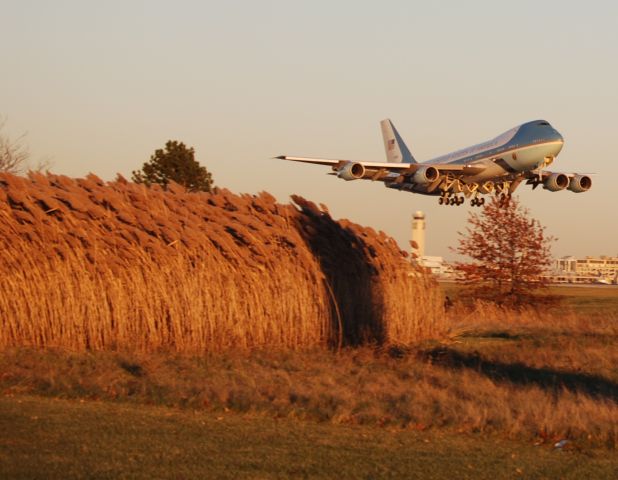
xmin=524 ymin=169 xmax=592 ymax=193
xmin=275 ymin=156 xmax=486 ymax=175
xmin=529 ymin=169 xmax=595 ymax=179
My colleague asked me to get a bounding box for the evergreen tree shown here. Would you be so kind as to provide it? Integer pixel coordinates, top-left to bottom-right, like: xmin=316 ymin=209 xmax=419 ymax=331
xmin=132 ymin=140 xmax=213 ymax=192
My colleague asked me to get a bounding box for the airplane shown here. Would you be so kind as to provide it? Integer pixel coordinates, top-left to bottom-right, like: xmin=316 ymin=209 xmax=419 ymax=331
xmin=276 ymin=119 xmax=592 ymax=206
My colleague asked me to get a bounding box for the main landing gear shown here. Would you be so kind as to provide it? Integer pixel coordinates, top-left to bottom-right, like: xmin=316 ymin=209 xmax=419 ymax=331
xmin=438 ymin=194 xmax=465 ymax=206
xmin=438 ymin=193 xmax=485 ymax=207
xmin=435 ymin=178 xmax=516 ymax=207
xmin=438 ymin=193 xmax=466 ymax=206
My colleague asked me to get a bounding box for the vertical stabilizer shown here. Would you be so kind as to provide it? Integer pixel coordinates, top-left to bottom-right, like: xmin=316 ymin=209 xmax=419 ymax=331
xmin=380 ymin=119 xmax=416 ymax=163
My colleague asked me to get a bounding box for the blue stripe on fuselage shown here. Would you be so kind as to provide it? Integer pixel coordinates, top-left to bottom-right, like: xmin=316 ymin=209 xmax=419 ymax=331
xmin=425 ymin=120 xmax=563 ymax=166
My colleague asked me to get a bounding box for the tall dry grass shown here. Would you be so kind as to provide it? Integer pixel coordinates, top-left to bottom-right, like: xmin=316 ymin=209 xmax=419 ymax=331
xmin=3 ymin=345 xmax=616 ymax=447
xmin=0 ymin=172 xmax=445 ymax=352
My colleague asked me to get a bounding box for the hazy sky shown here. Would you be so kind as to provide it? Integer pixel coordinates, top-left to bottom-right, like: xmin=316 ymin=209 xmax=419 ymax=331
xmin=2 ymin=1 xmax=617 ymax=259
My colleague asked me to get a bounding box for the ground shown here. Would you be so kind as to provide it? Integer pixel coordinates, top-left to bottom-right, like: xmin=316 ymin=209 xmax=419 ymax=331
xmin=1 ymin=284 xmax=617 ymax=479
xmin=1 ymin=395 xmax=616 ymax=480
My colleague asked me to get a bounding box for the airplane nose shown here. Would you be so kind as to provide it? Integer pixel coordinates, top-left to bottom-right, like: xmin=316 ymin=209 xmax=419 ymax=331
xmin=555 ymin=130 xmax=564 ymax=143
xmin=552 ymin=130 xmax=564 ymax=155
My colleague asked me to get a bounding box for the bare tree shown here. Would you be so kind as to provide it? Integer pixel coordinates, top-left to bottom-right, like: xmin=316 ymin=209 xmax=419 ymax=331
xmin=452 ymin=195 xmax=555 ymax=305
xmin=0 ymin=118 xmax=29 ymax=174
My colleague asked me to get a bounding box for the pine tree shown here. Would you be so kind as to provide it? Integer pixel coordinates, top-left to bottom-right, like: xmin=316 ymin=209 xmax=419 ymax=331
xmin=132 ymin=140 xmax=213 ymax=192
xmin=453 ymin=196 xmax=554 ymax=305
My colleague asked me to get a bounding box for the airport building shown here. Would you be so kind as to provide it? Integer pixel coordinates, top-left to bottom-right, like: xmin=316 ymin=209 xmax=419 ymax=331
xmin=409 ymin=212 xmax=616 ymax=284
xmin=418 ymin=255 xmax=455 ymax=277
xmin=549 ymin=256 xmax=618 ymax=284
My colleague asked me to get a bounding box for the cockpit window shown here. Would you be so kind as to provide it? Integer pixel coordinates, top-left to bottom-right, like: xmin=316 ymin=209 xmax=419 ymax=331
xmin=538 ymin=121 xmax=550 ymax=126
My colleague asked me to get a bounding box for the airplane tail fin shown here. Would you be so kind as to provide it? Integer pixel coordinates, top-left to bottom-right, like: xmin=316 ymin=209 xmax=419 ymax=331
xmin=380 ymin=119 xmax=416 ymax=163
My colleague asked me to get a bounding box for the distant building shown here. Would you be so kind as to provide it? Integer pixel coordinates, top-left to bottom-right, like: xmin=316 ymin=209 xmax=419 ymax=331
xmin=419 ymin=255 xmax=455 ymax=278
xmin=549 ymin=255 xmax=618 ymax=284
xmin=409 ymin=211 xmax=455 ymax=278
xmin=407 ymin=210 xmax=616 ymax=284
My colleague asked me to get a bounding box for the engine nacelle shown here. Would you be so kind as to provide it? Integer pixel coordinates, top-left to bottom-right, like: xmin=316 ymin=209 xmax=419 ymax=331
xmin=543 ymin=173 xmax=569 ymax=192
xmin=568 ymin=175 xmax=592 ymax=193
xmin=337 ymin=162 xmax=365 ymax=181
xmin=412 ymin=166 xmax=440 ymax=185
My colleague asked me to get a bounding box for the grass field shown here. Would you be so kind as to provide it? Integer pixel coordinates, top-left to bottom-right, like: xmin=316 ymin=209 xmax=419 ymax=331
xmin=546 ymin=285 xmax=618 ymax=315
xmin=1 ymin=289 xmax=616 ymax=478
xmin=1 ymin=314 xmax=616 ymax=478
xmin=2 ymin=298 xmax=617 ymax=437
xmin=441 ymin=281 xmax=618 ymax=315
xmin=1 ymin=395 xmax=616 ymax=479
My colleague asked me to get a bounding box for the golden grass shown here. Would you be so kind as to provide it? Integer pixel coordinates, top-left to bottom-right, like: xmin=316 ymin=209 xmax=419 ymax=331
xmin=448 ymin=299 xmax=618 ymax=342
xmin=0 ymin=172 xmax=445 ymax=352
xmin=442 ymin=301 xmax=618 ymax=392
xmin=2 ymin=335 xmax=616 ymax=448
xmin=1 ymin=295 xmax=616 ymax=447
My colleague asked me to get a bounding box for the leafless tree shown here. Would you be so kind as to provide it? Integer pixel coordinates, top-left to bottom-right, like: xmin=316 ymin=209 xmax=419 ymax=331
xmin=0 ymin=118 xmax=30 ymax=174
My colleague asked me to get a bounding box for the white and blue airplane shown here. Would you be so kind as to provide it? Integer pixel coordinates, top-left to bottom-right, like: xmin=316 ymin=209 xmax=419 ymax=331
xmin=277 ymin=119 xmax=591 ymax=206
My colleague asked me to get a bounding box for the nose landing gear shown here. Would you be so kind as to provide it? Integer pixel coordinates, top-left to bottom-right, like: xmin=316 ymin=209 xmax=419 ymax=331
xmin=470 ymin=197 xmax=485 ymax=207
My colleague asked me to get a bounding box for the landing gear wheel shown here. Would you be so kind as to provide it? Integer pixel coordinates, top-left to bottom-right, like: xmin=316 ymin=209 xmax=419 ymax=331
xmin=438 ymin=197 xmax=443 ymax=205
xmin=480 ymin=197 xmax=485 ymax=206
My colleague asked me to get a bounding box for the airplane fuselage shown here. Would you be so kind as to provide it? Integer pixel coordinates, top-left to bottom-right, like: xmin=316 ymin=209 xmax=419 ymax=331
xmin=387 ymin=120 xmax=564 ymax=192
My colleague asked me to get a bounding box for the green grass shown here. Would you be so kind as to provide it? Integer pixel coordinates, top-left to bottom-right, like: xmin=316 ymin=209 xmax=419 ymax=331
xmin=547 ymin=285 xmax=618 ymax=315
xmin=1 ymin=395 xmax=616 ymax=479
xmin=441 ymin=281 xmax=618 ymax=315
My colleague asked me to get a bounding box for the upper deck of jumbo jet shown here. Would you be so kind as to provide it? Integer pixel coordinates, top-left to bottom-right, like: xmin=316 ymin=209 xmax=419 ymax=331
xmin=426 ymin=120 xmax=564 ymax=166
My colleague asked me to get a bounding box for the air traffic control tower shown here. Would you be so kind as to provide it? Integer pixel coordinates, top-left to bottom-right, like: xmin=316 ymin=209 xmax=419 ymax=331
xmin=411 ymin=210 xmax=426 ymax=259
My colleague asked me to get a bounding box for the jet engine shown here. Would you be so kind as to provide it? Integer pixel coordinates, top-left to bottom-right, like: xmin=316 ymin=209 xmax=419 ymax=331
xmin=337 ymin=162 xmax=365 ymax=181
xmin=412 ymin=166 xmax=440 ymax=185
xmin=568 ymin=175 xmax=592 ymax=193
xmin=543 ymin=173 xmax=569 ymax=192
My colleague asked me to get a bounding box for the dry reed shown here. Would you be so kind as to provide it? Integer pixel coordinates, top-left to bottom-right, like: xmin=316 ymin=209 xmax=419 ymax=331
xmin=0 ymin=172 xmax=445 ymax=352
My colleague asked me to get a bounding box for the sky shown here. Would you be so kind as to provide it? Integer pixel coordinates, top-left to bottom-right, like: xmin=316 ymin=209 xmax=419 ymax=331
xmin=2 ymin=0 xmax=617 ymax=259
